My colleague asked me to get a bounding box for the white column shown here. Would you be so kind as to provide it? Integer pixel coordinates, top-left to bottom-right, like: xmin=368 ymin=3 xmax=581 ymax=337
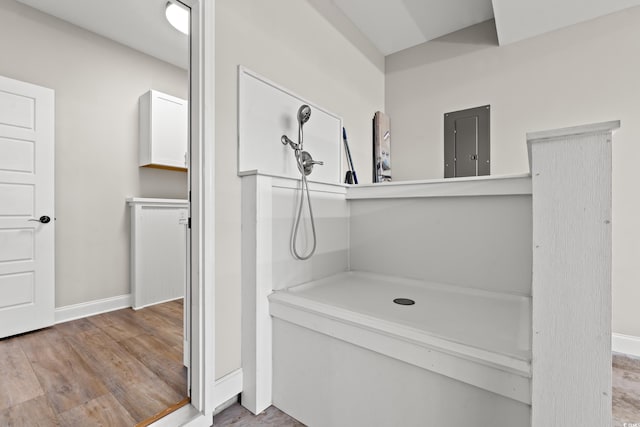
xmin=528 ymin=121 xmax=618 ymax=427
xmin=241 ymin=174 xmax=273 ymax=414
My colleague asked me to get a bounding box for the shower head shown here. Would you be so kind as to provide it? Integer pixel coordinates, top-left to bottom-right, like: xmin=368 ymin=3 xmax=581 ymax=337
xmin=298 ymin=105 xmax=311 ymax=126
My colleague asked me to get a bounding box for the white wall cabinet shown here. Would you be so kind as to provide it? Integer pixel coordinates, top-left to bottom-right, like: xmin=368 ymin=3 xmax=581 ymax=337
xmin=139 ymin=90 xmax=188 ymax=171
xmin=127 ymin=198 xmax=188 ymax=310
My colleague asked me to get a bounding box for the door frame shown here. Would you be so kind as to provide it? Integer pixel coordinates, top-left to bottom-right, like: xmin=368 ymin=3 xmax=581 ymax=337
xmin=163 ymin=0 xmax=216 ymax=424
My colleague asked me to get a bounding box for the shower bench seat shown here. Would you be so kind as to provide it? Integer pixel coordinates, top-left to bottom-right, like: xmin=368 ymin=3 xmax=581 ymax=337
xmin=269 ymin=270 xmax=532 ymax=405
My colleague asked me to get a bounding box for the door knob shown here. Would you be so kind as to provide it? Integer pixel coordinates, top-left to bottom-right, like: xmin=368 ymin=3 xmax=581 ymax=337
xmin=28 ymin=216 xmax=51 ymax=224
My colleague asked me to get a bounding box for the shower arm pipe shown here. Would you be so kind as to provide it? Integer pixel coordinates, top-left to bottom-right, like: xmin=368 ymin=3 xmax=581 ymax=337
xmin=281 ymin=135 xmax=298 ymax=151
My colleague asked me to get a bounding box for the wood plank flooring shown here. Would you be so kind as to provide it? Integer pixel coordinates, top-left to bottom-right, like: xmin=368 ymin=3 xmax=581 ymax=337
xmin=0 ymin=300 xmax=187 ymax=426
xmin=213 ymin=403 xmax=304 ymax=426
xmin=2 ymin=304 xmax=638 ymax=427
xmin=614 ymin=353 xmax=640 ymax=427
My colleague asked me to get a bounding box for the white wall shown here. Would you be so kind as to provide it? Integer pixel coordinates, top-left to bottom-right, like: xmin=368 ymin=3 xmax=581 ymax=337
xmin=272 ymin=184 xmax=349 ymax=291
xmin=350 ymin=195 xmax=532 ymax=295
xmin=216 ymin=0 xmax=385 ymax=378
xmin=385 ymin=8 xmax=640 ymax=336
xmin=238 ymin=68 xmax=344 ymax=183
xmin=0 ymin=1 xmax=188 ymax=307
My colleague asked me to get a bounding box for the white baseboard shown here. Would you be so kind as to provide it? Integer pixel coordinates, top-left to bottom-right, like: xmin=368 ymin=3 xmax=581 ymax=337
xmin=613 ymin=333 xmax=640 ymax=358
xmin=55 ymin=294 xmax=132 ymax=324
xmin=214 ymin=369 xmax=243 ymax=409
xmin=132 ymin=296 xmax=184 ymax=311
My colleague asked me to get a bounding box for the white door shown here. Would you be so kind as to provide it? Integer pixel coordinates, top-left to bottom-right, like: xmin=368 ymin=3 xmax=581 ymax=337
xmin=0 ymin=75 xmax=54 ymax=338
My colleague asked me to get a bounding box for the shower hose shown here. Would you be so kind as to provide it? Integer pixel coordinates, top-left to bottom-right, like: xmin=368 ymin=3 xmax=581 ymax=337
xmin=291 ymin=149 xmax=317 ymax=260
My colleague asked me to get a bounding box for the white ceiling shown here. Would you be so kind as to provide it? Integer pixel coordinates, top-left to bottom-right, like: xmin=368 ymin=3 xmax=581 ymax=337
xmin=492 ymin=0 xmax=640 ymax=45
xmin=15 ymin=0 xmax=640 ymax=64
xmin=333 ymin=0 xmax=495 ymax=56
xmin=15 ymin=0 xmax=188 ymax=69
xmin=333 ymin=0 xmax=640 ymax=54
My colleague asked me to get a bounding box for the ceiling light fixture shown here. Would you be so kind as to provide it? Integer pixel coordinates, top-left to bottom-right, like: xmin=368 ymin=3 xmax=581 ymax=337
xmin=165 ymin=1 xmax=189 ymax=35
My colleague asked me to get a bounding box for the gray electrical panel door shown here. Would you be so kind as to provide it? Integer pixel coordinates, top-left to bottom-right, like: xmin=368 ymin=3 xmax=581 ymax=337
xmin=444 ymin=105 xmax=490 ymax=178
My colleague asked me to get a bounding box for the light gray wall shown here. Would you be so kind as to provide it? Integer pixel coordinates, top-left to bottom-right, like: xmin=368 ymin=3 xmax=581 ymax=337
xmin=0 ymin=1 xmax=188 ymax=307
xmin=216 ymin=0 xmax=385 ymax=378
xmin=271 ymin=185 xmax=350 ymax=290
xmin=385 ymin=8 xmax=640 ymax=336
xmin=350 ymin=196 xmax=532 ymax=295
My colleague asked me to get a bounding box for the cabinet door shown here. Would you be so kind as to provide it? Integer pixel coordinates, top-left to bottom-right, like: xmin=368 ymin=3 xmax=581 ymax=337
xmin=139 ymin=90 xmax=188 ymax=170
xmin=131 ymin=203 xmax=188 ymax=309
xmin=151 ymin=92 xmax=188 ymax=169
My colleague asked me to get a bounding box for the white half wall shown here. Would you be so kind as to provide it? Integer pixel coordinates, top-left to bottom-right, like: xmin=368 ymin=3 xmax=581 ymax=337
xmin=0 ymin=1 xmax=188 ymax=308
xmin=385 ymin=7 xmax=640 ymax=336
xmin=216 ymin=0 xmax=385 ymax=379
xmin=272 ymin=318 xmax=530 ymax=427
xmin=529 ymin=121 xmax=614 ymax=427
xmin=240 ymin=173 xmax=349 ymax=414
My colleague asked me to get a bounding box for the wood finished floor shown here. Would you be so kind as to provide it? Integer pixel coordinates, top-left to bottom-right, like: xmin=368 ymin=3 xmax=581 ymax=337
xmin=1 ymin=305 xmax=638 ymax=427
xmin=614 ymin=353 xmax=640 ymax=426
xmin=0 ymin=300 xmax=187 ymax=426
xmin=213 ymin=403 xmax=304 ymax=426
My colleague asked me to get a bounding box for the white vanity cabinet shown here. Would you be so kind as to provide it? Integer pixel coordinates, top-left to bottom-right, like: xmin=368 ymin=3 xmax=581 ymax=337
xmin=139 ymin=90 xmax=188 ymax=171
xmin=127 ymin=198 xmax=188 ymax=310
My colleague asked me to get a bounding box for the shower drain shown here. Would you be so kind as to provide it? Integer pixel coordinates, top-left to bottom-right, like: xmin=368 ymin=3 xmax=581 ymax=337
xmin=393 ymin=298 xmax=415 ymax=306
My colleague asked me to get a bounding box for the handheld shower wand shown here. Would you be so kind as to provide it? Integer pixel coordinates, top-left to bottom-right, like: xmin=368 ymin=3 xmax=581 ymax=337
xmin=281 ymin=104 xmax=311 ymax=152
xmin=297 ymin=104 xmax=311 ymax=148
xmin=280 ymin=104 xmax=323 ymax=260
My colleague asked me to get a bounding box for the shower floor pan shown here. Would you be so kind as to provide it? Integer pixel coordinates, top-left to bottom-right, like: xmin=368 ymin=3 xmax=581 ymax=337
xmin=269 ymin=271 xmax=532 ymax=426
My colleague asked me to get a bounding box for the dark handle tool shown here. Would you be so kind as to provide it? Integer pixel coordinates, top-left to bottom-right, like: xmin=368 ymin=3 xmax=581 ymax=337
xmin=343 ymin=127 xmax=358 ymax=184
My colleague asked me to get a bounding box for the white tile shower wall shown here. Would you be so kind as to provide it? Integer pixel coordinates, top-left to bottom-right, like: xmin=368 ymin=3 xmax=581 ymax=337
xmin=271 ymin=181 xmax=350 ymax=290
xmin=349 ymin=195 xmax=532 ymax=295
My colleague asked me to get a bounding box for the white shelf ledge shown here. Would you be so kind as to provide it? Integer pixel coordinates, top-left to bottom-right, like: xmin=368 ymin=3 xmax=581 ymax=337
xmin=527 ymin=120 xmax=620 ymax=142
xmin=526 ymin=120 xmax=620 ymax=171
xmin=346 ymin=174 xmax=531 ymax=200
xmin=126 ymin=197 xmax=188 ymax=206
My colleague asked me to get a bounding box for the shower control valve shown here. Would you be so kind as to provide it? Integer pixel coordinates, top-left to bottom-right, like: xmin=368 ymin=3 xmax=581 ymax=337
xmin=299 ymin=151 xmax=323 ymax=176
xmin=304 ymin=158 xmax=324 ymax=167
